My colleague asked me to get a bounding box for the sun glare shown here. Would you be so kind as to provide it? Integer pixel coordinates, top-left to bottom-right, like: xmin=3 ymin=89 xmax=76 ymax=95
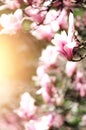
xmin=0 ymin=42 xmax=14 ymax=80
xmin=0 ymin=36 xmax=24 ymax=81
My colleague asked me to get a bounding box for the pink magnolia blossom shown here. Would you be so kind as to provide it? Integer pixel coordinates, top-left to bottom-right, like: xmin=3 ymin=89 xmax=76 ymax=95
xmin=43 ymin=9 xmax=61 ymax=32
xmin=35 ymin=65 xmax=47 ymax=84
xmin=39 ymin=45 xmax=59 ymax=69
xmin=36 ymin=65 xmax=46 ymax=78
xmin=31 ymin=23 xmax=55 ymax=40
xmin=43 ymin=6 xmax=67 ymax=30
xmin=36 ymin=73 xmax=57 ymax=103
xmin=30 ymin=9 xmax=68 ymax=40
xmin=34 ymin=61 xmax=58 ymax=104
xmin=25 ymin=113 xmax=64 ymax=130
xmin=80 ymin=115 xmax=86 ymax=126
xmin=25 ymin=6 xmax=47 ymax=24
xmin=44 ymin=8 xmax=68 ymax=30
xmin=52 ymin=31 xmax=76 ymax=60
xmin=14 ymin=92 xmax=37 ymax=119
xmin=32 ymin=65 xmax=47 ymax=87
xmin=65 ymin=61 xmax=77 ymax=77
xmin=53 ymin=114 xmax=64 ymax=128
xmin=73 ymin=71 xmax=86 ymax=97
xmin=44 ymin=9 xmax=59 ymax=24
xmin=52 ymin=12 xmax=78 ymax=60
xmin=0 ymin=9 xmax=23 ymax=34
xmin=49 ymin=9 xmax=68 ymax=32
xmin=25 ymin=113 xmax=54 ymax=130
xmin=0 ymin=0 xmax=21 ymax=10
xmin=0 ymin=111 xmax=22 ymax=130
xmin=56 ymin=8 xmax=68 ymax=30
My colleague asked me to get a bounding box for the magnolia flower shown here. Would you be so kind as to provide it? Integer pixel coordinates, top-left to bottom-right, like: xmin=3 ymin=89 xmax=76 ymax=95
xmin=25 ymin=6 xmax=47 ymax=24
xmin=32 ymin=65 xmax=47 ymax=87
xmin=65 ymin=61 xmax=77 ymax=77
xmin=56 ymin=8 xmax=68 ymax=30
xmin=52 ymin=31 xmax=76 ymax=60
xmin=73 ymin=71 xmax=86 ymax=97
xmin=14 ymin=92 xmax=37 ymax=119
xmin=53 ymin=114 xmax=64 ymax=128
xmin=36 ymin=73 xmax=57 ymax=103
xmin=39 ymin=45 xmax=59 ymax=69
xmin=0 ymin=9 xmax=23 ymax=34
xmin=25 ymin=114 xmax=54 ymax=130
xmin=44 ymin=9 xmax=58 ymax=24
xmin=0 ymin=0 xmax=21 ymax=10
xmin=80 ymin=115 xmax=86 ymax=126
xmin=52 ymin=12 xmax=78 ymax=60
xmin=30 ymin=9 xmax=68 ymax=40
xmin=31 ymin=23 xmax=55 ymax=40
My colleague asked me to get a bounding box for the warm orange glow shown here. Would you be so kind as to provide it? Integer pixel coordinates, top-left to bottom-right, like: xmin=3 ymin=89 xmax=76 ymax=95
xmin=0 ymin=43 xmax=13 ymax=80
xmin=0 ymin=36 xmax=28 ymax=106
xmin=0 ymin=36 xmax=28 ymax=81
xmin=0 ymin=40 xmax=20 ymax=106
xmin=0 ymin=33 xmax=42 ymax=82
xmin=0 ymin=34 xmax=40 ymax=106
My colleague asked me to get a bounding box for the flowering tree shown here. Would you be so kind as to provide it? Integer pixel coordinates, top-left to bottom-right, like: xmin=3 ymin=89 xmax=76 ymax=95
xmin=0 ymin=0 xmax=86 ymax=130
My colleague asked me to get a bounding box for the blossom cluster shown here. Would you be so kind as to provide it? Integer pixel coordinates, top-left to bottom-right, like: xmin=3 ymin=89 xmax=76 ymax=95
xmin=0 ymin=0 xmax=86 ymax=130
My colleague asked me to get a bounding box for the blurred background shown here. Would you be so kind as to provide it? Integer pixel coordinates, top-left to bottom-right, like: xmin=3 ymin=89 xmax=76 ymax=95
xmin=0 ymin=32 xmax=48 ymax=130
